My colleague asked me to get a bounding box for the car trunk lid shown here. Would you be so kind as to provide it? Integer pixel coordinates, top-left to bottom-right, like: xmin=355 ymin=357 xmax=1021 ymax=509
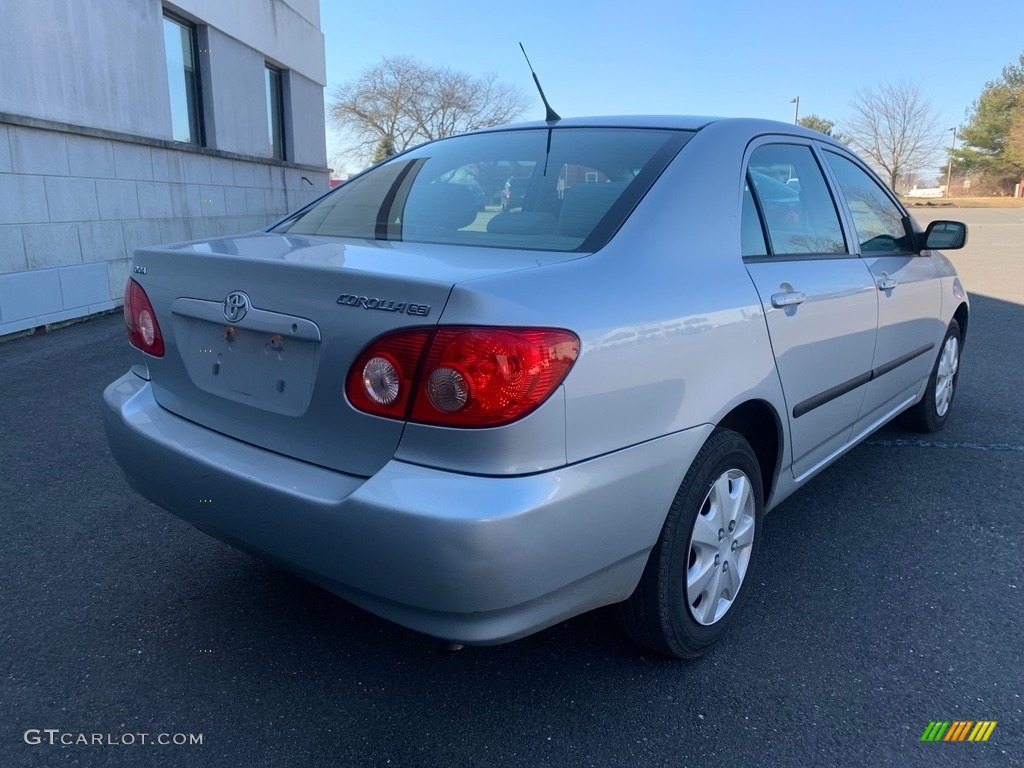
xmin=134 ymin=232 xmax=577 ymax=476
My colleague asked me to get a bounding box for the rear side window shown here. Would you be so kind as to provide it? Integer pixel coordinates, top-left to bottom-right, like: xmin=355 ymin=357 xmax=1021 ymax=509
xmin=274 ymin=128 xmax=691 ymax=252
xmin=823 ymin=151 xmax=914 ymax=253
xmin=746 ymin=144 xmax=847 ymax=257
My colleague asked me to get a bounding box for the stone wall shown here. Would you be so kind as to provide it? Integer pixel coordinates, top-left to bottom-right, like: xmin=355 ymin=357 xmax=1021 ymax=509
xmin=0 ymin=118 xmax=328 ymax=336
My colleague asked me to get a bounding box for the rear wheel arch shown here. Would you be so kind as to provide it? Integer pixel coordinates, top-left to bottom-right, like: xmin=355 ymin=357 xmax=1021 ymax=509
xmin=717 ymin=400 xmax=782 ymax=508
xmin=617 ymin=427 xmax=765 ymax=657
xmin=953 ymin=302 xmax=969 ymax=348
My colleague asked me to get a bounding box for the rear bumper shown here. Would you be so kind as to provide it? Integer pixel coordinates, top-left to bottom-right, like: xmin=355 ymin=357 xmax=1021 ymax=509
xmin=103 ymin=371 xmax=711 ymax=644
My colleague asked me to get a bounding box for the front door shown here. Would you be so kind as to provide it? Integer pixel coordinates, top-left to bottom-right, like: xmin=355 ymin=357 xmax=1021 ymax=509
xmin=821 ymin=150 xmax=942 ymax=437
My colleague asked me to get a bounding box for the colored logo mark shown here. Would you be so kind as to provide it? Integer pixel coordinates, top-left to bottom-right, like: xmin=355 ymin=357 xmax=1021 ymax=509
xmin=921 ymin=721 xmax=997 ymax=742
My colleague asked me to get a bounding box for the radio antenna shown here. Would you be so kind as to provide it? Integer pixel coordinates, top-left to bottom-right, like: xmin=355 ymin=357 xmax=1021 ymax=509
xmin=519 ymin=43 xmax=560 ymax=123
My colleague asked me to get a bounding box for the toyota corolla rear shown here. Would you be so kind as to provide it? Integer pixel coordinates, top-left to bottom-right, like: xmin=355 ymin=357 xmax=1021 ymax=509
xmin=102 ymin=123 xmax=715 ymax=643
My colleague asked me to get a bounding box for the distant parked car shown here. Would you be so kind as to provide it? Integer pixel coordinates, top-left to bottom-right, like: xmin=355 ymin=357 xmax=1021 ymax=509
xmin=104 ymin=116 xmax=969 ymax=658
xmin=905 ymin=186 xmax=945 ymax=199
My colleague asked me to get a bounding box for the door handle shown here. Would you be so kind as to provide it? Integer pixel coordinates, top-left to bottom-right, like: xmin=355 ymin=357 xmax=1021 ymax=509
xmin=771 ymin=291 xmax=806 ymax=308
xmin=877 ymin=278 xmax=897 ymax=291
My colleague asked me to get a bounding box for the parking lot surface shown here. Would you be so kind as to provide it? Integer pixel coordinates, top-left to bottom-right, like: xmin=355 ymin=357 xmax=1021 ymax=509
xmin=1 ymin=209 xmax=1021 ymax=767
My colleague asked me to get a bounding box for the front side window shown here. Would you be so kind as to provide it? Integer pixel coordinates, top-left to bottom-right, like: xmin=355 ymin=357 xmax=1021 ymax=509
xmin=824 ymin=151 xmax=913 ymax=253
xmin=163 ymin=14 xmax=203 ymax=145
xmin=273 ymin=128 xmax=691 ymax=253
xmin=746 ymin=144 xmax=846 ymax=256
xmin=265 ymin=65 xmax=286 ymax=160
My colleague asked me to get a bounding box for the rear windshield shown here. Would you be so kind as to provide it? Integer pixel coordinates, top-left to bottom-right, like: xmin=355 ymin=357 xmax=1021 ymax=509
xmin=273 ymin=128 xmax=692 ymax=252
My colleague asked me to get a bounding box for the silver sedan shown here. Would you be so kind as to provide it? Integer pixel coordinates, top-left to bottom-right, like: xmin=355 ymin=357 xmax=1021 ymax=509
xmin=103 ymin=116 xmax=968 ymax=658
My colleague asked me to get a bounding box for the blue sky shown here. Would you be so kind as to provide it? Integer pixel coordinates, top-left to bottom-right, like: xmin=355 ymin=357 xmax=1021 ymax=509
xmin=320 ymin=0 xmax=1024 ymax=172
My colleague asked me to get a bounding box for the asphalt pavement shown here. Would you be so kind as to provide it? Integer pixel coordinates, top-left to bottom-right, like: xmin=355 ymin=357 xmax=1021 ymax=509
xmin=1 ymin=208 xmax=1021 ymax=767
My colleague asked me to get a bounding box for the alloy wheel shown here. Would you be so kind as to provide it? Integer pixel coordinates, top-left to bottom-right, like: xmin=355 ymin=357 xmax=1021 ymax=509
xmin=685 ymin=469 xmax=756 ymax=626
xmin=935 ymin=335 xmax=959 ymax=417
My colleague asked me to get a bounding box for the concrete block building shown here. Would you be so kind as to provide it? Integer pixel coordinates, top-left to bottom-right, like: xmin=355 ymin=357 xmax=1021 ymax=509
xmin=0 ymin=0 xmax=329 ymax=336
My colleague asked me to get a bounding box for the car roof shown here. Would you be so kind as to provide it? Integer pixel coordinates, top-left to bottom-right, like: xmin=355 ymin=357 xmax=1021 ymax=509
xmin=491 ymin=115 xmax=718 ymax=131
xmin=469 ymin=115 xmax=840 ymax=144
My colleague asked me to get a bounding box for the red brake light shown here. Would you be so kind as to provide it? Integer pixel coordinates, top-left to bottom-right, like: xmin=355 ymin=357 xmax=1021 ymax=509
xmin=346 ymin=327 xmax=579 ymax=427
xmin=411 ymin=328 xmax=578 ymax=426
xmin=124 ymin=278 xmax=165 ymax=357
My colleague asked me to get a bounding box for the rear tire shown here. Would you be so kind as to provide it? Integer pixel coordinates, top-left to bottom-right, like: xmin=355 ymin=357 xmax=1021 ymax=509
xmin=617 ymin=429 xmax=764 ymax=659
xmin=903 ymin=319 xmax=961 ymax=433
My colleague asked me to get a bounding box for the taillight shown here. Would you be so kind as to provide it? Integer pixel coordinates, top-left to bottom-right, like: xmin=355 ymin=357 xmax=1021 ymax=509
xmin=346 ymin=329 xmax=431 ymax=419
xmin=346 ymin=327 xmax=579 ymax=427
xmin=124 ymin=278 xmax=165 ymax=357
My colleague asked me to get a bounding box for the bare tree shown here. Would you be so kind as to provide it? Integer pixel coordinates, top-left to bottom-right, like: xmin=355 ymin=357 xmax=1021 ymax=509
xmin=329 ymin=57 xmax=530 ymax=164
xmin=328 ymin=56 xmax=431 ymax=160
xmin=412 ymin=70 xmax=529 ymax=142
xmin=844 ymin=80 xmax=944 ymax=189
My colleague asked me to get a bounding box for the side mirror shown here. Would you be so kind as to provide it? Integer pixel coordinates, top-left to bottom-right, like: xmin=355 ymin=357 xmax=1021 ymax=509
xmin=921 ymin=220 xmax=967 ymax=251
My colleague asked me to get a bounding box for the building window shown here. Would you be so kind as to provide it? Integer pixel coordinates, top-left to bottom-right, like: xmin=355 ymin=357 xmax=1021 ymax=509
xmin=265 ymin=65 xmax=286 ymax=160
xmin=163 ymin=14 xmax=204 ymax=145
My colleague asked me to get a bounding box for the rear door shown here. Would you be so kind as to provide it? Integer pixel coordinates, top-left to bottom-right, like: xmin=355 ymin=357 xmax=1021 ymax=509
xmin=742 ymin=140 xmax=879 ymax=480
xmin=820 ymin=149 xmax=942 ymax=436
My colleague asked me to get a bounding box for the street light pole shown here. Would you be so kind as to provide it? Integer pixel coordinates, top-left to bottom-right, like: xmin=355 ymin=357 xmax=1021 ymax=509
xmin=791 ymin=96 xmax=800 ymax=124
xmin=945 ymin=127 xmax=957 ymax=198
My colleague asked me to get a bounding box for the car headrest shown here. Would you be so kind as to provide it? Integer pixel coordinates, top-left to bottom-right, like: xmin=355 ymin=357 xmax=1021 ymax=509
xmin=404 ymin=183 xmax=479 ymax=230
xmin=559 ymin=182 xmax=629 ymax=238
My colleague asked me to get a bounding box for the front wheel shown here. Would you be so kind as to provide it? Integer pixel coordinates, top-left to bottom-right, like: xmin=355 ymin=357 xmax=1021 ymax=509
xmin=903 ymin=319 xmax=961 ymax=433
xmin=617 ymin=429 xmax=764 ymax=659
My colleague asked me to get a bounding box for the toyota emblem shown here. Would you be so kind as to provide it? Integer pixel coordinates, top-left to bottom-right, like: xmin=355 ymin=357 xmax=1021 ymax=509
xmin=223 ymin=291 xmax=251 ymax=322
